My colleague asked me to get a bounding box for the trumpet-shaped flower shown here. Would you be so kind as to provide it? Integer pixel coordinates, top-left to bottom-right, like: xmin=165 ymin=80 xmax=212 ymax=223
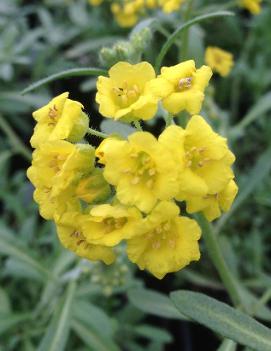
xmin=56 ymin=211 xmax=116 ymax=264
xmin=159 ymin=115 xmax=235 ymax=200
xmin=30 ymin=92 xmax=89 ymax=148
xmin=127 ymin=201 xmax=201 ymax=279
xmin=239 ymin=0 xmax=262 ymax=14
xmin=149 ymin=60 xmax=212 ymax=115
xmin=96 ymin=132 xmax=179 ymax=213
xmin=96 ymin=61 xmax=158 ymax=122
xmin=205 ymin=47 xmax=234 ymax=77
xmin=81 ymin=204 xmax=142 ymax=246
xmin=185 ymin=180 xmax=238 ymax=221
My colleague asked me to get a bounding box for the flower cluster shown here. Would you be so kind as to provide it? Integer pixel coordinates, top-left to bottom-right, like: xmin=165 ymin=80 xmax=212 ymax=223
xmin=89 ymin=0 xmax=186 ymax=27
xmin=27 ymin=61 xmax=238 ymax=279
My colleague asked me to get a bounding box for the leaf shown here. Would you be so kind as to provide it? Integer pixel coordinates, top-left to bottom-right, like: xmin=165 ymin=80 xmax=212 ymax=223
xmin=72 ymin=300 xmax=113 ymax=338
xmin=22 ymin=67 xmax=108 ymax=94
xmin=217 ymin=339 xmax=237 ymax=351
xmin=100 ymin=120 xmax=136 ymax=138
xmin=170 ymin=290 xmax=271 ymax=351
xmin=0 ymin=225 xmax=50 ymax=279
xmin=155 ymin=11 xmax=234 ymax=71
xmin=0 ymin=289 xmax=11 ymax=315
xmin=0 ymin=313 xmax=31 ymax=335
xmin=231 ymin=91 xmax=271 ymax=136
xmin=134 ymin=325 xmax=172 ymax=343
xmin=37 ymin=280 xmax=76 ymax=351
xmin=72 ymin=319 xmax=120 ymax=351
xmin=216 ymin=146 xmax=271 ymax=231
xmin=127 ymin=288 xmax=186 ymax=320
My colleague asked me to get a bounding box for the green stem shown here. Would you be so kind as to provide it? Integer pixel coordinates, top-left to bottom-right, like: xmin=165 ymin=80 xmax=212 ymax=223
xmin=133 ymin=120 xmax=143 ymax=131
xmin=180 ymin=0 xmax=195 ymax=61
xmin=0 ymin=114 xmax=32 ymax=161
xmin=197 ymin=213 xmax=242 ymax=307
xmin=87 ymin=127 xmax=108 ymax=139
xmin=155 ymin=11 xmax=234 ymax=72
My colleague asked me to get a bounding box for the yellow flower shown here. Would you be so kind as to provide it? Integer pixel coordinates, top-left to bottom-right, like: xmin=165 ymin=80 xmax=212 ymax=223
xmin=149 ymin=60 xmax=212 ymax=115
xmin=80 ymin=204 xmax=142 ymax=246
xmin=239 ymin=0 xmax=262 ymax=14
xmin=27 ymin=140 xmax=95 ymax=219
xmin=56 ymin=211 xmax=116 ymax=264
xmin=96 ymin=61 xmax=158 ymax=122
xmin=159 ymin=115 xmax=235 ymax=201
xmin=159 ymin=0 xmax=185 ymax=13
xmin=96 ymin=133 xmax=179 ymax=213
xmin=185 ymin=180 xmax=238 ymax=221
xmin=30 ymin=92 xmax=89 ymax=148
xmin=205 ymin=47 xmax=234 ymax=77
xmin=127 ymin=201 xmax=201 ymax=279
xmin=111 ymin=0 xmax=144 ymax=27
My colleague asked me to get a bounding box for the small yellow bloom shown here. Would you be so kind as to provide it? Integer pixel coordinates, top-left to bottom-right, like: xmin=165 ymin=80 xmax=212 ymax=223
xmin=127 ymin=201 xmax=201 ymax=279
xmin=27 ymin=140 xmax=95 ymax=219
xmin=239 ymin=0 xmax=262 ymax=14
xmin=30 ymin=92 xmax=89 ymax=148
xmin=96 ymin=133 xmax=179 ymax=213
xmin=149 ymin=60 xmax=212 ymax=115
xmin=111 ymin=0 xmax=144 ymax=27
xmin=96 ymin=61 xmax=158 ymax=122
xmin=159 ymin=0 xmax=185 ymax=13
xmin=159 ymin=115 xmax=235 ymax=201
xmin=80 ymin=204 xmax=142 ymax=246
xmin=56 ymin=211 xmax=116 ymax=264
xmin=205 ymin=47 xmax=234 ymax=77
xmin=186 ymin=180 xmax=238 ymax=221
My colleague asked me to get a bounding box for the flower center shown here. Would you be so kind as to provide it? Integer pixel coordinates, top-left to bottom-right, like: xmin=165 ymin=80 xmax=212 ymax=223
xmin=70 ymin=230 xmax=90 ymax=249
xmin=103 ymin=217 xmax=127 ymax=233
xmin=48 ymin=154 xmax=67 ymax=173
xmin=185 ymin=146 xmax=209 ymax=170
xmin=147 ymin=221 xmax=176 ymax=250
xmin=178 ymin=77 xmax=193 ymax=91
xmin=113 ymin=81 xmax=140 ymax=108
xmin=47 ymin=104 xmax=59 ymax=126
xmin=125 ymin=151 xmax=156 ymax=189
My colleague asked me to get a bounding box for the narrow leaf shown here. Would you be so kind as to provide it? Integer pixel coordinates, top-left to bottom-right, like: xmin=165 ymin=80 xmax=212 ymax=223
xmin=72 ymin=319 xmax=120 ymax=351
xmin=170 ymin=290 xmax=271 ymax=351
xmin=22 ymin=67 xmax=108 ymax=94
xmin=37 ymin=280 xmax=76 ymax=351
xmin=0 ymin=313 xmax=31 ymax=335
xmin=217 ymin=339 xmax=237 ymax=351
xmin=155 ymin=11 xmax=234 ymax=71
xmin=127 ymin=288 xmax=186 ymax=320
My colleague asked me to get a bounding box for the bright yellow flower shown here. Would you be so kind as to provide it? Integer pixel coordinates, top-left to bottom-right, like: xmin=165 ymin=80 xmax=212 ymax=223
xmin=27 ymin=140 xmax=95 ymax=219
xmin=159 ymin=115 xmax=235 ymax=201
xmin=96 ymin=133 xmax=179 ymax=213
xmin=205 ymin=47 xmax=234 ymax=77
xmin=185 ymin=180 xmax=238 ymax=221
xmin=111 ymin=0 xmax=144 ymax=27
xmin=30 ymin=92 xmax=89 ymax=148
xmin=96 ymin=61 xmax=158 ymax=122
xmin=56 ymin=211 xmax=116 ymax=264
xmin=159 ymin=0 xmax=185 ymax=13
xmin=80 ymin=204 xmax=142 ymax=246
xmin=149 ymin=60 xmax=212 ymax=115
xmin=127 ymin=201 xmax=201 ymax=279
xmin=239 ymin=0 xmax=262 ymax=14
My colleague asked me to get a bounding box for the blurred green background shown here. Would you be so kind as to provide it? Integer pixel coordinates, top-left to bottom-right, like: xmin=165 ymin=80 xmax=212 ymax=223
xmin=0 ymin=0 xmax=270 ymax=350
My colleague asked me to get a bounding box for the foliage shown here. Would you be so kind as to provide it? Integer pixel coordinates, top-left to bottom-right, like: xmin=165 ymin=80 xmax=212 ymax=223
xmin=0 ymin=0 xmax=270 ymax=350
